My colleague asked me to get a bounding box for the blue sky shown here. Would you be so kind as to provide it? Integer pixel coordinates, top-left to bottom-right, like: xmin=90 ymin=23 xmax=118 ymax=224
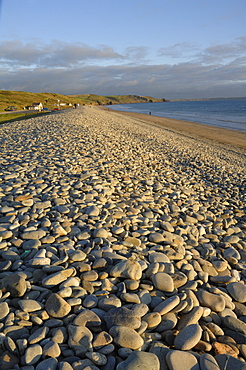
xmin=0 ymin=0 xmax=246 ymax=98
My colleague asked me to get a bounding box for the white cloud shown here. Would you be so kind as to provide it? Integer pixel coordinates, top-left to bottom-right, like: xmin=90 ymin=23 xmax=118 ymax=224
xmin=0 ymin=37 xmax=245 ymax=99
xmin=197 ymin=37 xmax=246 ymax=64
xmin=0 ymin=40 xmax=126 ymax=68
xmin=158 ymin=42 xmax=199 ymax=59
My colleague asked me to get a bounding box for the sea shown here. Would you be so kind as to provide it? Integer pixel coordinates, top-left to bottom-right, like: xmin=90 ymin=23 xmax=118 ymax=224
xmin=106 ymin=98 xmax=246 ymax=133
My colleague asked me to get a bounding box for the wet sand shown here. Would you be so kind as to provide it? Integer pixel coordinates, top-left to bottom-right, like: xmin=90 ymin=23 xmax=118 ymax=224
xmin=106 ymin=109 xmax=246 ymax=150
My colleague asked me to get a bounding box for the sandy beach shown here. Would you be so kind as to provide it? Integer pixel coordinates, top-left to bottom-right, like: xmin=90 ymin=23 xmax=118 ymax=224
xmin=0 ymin=106 xmax=245 ymax=369
xmin=105 ymin=108 xmax=246 ymax=150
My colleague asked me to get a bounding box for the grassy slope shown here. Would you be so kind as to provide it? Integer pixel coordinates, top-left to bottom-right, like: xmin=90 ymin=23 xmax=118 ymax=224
xmin=0 ymin=112 xmax=52 ymax=125
xmin=0 ymin=90 xmax=165 ymax=111
xmin=0 ymin=91 xmax=77 ymax=111
xmin=70 ymin=94 xmax=165 ymax=105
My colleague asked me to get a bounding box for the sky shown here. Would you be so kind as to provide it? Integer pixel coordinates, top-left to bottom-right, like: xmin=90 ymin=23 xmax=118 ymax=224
xmin=0 ymin=0 xmax=246 ymax=99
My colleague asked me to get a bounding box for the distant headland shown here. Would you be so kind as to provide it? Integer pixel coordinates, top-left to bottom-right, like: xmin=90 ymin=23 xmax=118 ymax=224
xmin=0 ymin=90 xmax=167 ymax=112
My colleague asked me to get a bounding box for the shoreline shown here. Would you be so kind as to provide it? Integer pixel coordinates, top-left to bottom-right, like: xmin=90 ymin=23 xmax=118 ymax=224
xmin=104 ymin=108 xmax=246 ymax=150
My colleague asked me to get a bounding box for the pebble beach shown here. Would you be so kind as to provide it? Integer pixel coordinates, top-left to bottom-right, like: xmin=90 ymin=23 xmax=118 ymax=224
xmin=0 ymin=105 xmax=246 ymax=370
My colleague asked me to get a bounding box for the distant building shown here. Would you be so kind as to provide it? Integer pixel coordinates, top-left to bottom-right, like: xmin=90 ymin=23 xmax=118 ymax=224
xmin=32 ymin=103 xmax=43 ymax=110
xmin=26 ymin=102 xmax=43 ymax=111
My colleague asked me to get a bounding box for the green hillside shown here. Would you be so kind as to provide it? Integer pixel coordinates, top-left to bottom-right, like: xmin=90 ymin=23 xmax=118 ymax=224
xmin=70 ymin=94 xmax=166 ymax=105
xmin=0 ymin=90 xmax=166 ymax=111
xmin=0 ymin=91 xmax=76 ymax=111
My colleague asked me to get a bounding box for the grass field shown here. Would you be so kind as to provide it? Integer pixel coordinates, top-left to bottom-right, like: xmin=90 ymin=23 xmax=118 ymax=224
xmin=0 ymin=112 xmax=51 ymax=125
xmin=0 ymin=90 xmax=165 ymax=111
xmin=0 ymin=91 xmax=76 ymax=112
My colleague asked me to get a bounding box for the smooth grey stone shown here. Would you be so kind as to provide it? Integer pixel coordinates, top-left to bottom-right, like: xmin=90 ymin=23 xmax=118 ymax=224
xmin=110 ymin=259 xmax=142 ymax=280
xmin=215 ymin=354 xmax=246 ymax=370
xmin=200 ymin=353 xmax=220 ymax=370
xmin=22 ymin=239 xmax=41 ymax=250
xmin=97 ymin=343 xmax=115 ymax=355
xmin=42 ymin=268 xmax=74 ymax=288
xmin=42 ymin=340 xmax=61 ymax=357
xmin=45 ymin=318 xmax=64 ymax=328
xmin=36 ymin=358 xmax=58 ymax=370
xmin=45 ymin=293 xmax=71 ymax=318
xmin=117 ymin=347 xmax=133 ymax=359
xmin=235 ymin=303 xmax=246 ymax=317
xmin=18 ymin=299 xmax=43 ymax=312
xmin=150 ymin=296 xmax=163 ymax=309
xmin=58 ymin=362 xmax=74 ymax=370
xmin=33 ymin=200 xmax=51 ymax=210
xmin=223 ymin=316 xmax=246 ymax=335
xmin=174 ymin=324 xmax=202 ymax=350
xmin=0 ymin=273 xmax=27 ymax=297
xmin=227 ymin=282 xmax=246 ymax=303
xmin=0 ymin=260 xmax=12 ymax=271
xmin=101 ymin=355 xmax=116 ymax=370
xmin=1 ymin=351 xmax=19 ymax=369
xmin=152 ymin=272 xmax=174 ymax=292
xmin=149 ymin=251 xmax=170 ymax=263
xmin=109 ymin=326 xmax=144 ymax=350
xmin=56 ymin=205 xmax=70 ymax=213
xmin=104 ymin=306 xmax=141 ymax=329
xmin=86 ymin=352 xmax=107 ymax=365
xmin=0 ymin=205 xmax=15 ymax=213
xmin=50 ymin=326 xmax=67 ymax=343
xmin=220 ymin=308 xmax=237 ymax=319
xmin=71 ymin=359 xmax=95 ymax=368
xmin=177 ymin=306 xmax=204 ymax=331
xmin=93 ymin=228 xmax=108 ymax=238
xmin=86 ymin=205 xmax=100 ymax=216
xmin=83 ymin=294 xmax=99 ymax=308
xmin=21 ymin=229 xmax=46 ymax=240
xmin=171 ymin=271 xmax=188 ymax=289
xmin=223 ymin=246 xmax=241 ymax=260
xmin=153 ymin=295 xmax=180 ymax=315
xmin=42 ymin=265 xmax=64 ymax=273
xmin=0 ymin=230 xmax=13 ymax=240
xmin=166 ymin=350 xmax=199 ymax=370
xmin=99 ymin=296 xmax=122 ymax=310
xmin=148 ymin=232 xmax=165 ymax=243
xmin=67 ymin=249 xmax=86 ymax=261
xmin=1 ymin=250 xmax=20 ymax=261
xmin=4 ymin=325 xmax=29 ymax=341
xmin=22 ymin=344 xmax=42 ymax=365
xmin=116 ymin=351 xmax=160 ymax=370
xmin=28 ymin=326 xmax=49 ymax=344
xmin=155 ymin=313 xmax=177 ymax=332
xmin=73 ymin=309 xmax=101 ymax=327
xmin=149 ymin=341 xmax=171 ymax=370
xmin=68 ymin=324 xmax=93 ymax=356
xmin=131 ymin=303 xmax=149 ymax=317
xmin=196 ymin=289 xmax=225 ymax=312
xmin=0 ymin=302 xmax=9 ymax=321
xmin=210 ymin=275 xmax=236 ymax=284
xmin=93 ymin=331 xmax=113 ymax=350
xmin=223 ymin=235 xmax=240 ymax=244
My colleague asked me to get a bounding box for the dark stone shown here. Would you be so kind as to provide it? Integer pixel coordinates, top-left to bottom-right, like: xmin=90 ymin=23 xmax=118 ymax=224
xmin=215 ymin=354 xmax=246 ymax=370
xmin=224 ymin=330 xmax=246 ymax=344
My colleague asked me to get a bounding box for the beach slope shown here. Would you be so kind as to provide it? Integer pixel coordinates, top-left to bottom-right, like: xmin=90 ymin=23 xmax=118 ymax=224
xmin=106 ymin=109 xmax=246 ymax=150
xmin=0 ymin=106 xmax=245 ymax=369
